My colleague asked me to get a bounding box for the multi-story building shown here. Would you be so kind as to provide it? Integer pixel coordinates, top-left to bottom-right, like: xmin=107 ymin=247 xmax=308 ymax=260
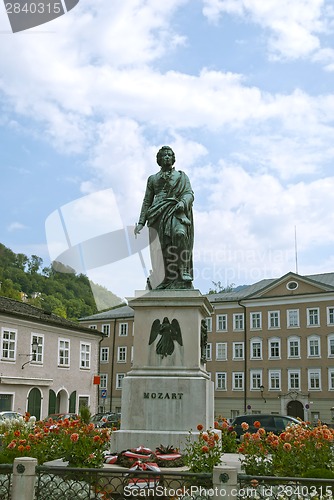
xmin=0 ymin=296 xmax=102 ymax=419
xmin=80 ymin=271 xmax=334 ymax=425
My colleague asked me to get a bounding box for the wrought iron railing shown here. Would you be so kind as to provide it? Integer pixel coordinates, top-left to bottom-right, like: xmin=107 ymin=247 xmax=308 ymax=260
xmin=0 ymin=464 xmax=13 ymax=500
xmin=238 ymin=473 xmax=334 ymax=500
xmin=35 ymin=465 xmax=213 ymax=499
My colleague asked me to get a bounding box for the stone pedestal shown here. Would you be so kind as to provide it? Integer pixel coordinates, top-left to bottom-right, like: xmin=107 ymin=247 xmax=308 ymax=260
xmin=111 ymin=289 xmax=214 ymax=452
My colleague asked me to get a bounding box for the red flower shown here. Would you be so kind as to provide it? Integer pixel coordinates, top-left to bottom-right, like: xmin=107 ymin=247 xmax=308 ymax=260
xmin=201 ymin=445 xmax=209 ymax=453
xmin=14 ymin=430 xmax=20 ymax=437
xmin=70 ymin=433 xmax=79 ymax=443
xmin=93 ymin=435 xmax=101 ymax=442
xmin=197 ymin=424 xmax=204 ymax=431
xmin=254 ymin=421 xmax=261 ymax=429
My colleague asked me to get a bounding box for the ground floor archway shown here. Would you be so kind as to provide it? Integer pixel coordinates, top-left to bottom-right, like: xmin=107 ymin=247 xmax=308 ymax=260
xmin=287 ymin=399 xmax=304 ymax=419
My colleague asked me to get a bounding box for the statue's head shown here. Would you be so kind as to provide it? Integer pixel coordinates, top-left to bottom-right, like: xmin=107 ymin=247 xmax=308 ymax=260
xmin=156 ymin=146 xmax=176 ymax=167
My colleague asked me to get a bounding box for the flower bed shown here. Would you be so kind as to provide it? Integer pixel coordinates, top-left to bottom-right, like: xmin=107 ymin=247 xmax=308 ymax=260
xmin=238 ymin=419 xmax=334 ymax=478
xmin=0 ymin=413 xmax=111 ymax=468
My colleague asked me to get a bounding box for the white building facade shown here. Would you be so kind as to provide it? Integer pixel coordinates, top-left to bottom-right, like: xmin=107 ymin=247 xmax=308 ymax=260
xmin=0 ymin=296 xmax=102 ymax=419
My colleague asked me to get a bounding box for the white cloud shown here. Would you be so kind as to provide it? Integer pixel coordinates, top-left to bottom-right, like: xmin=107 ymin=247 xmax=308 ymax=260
xmin=7 ymin=222 xmax=28 ymax=232
xmin=202 ymin=0 xmax=329 ymax=61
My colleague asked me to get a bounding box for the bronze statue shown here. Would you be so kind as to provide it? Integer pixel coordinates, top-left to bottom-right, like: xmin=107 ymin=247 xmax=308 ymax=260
xmin=200 ymin=319 xmax=208 ymax=363
xmin=134 ymin=146 xmax=194 ymax=289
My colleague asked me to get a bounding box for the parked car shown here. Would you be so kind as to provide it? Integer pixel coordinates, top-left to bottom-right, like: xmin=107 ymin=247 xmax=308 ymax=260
xmin=0 ymin=411 xmax=23 ymax=421
xmin=90 ymin=412 xmax=121 ymax=429
xmin=231 ymin=414 xmax=300 ymax=440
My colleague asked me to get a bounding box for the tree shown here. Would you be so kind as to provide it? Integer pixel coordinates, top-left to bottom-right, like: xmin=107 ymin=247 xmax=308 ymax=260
xmin=15 ymin=253 xmax=28 ymax=271
xmin=207 ymin=281 xmax=235 ymax=294
xmin=27 ymin=255 xmax=43 ymax=274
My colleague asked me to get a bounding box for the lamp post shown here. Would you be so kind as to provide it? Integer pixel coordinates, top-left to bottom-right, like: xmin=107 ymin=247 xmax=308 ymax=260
xmin=21 ymin=338 xmax=39 ymax=369
xmin=260 ymin=384 xmax=266 ymax=403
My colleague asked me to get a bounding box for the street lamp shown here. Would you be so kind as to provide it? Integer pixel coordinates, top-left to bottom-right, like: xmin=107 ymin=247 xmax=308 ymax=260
xmin=21 ymin=338 xmax=39 ymax=369
xmin=260 ymin=384 xmax=266 ymax=403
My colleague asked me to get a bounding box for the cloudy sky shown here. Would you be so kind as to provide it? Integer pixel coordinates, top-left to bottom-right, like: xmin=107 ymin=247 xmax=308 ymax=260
xmin=1 ymin=0 xmax=334 ymax=305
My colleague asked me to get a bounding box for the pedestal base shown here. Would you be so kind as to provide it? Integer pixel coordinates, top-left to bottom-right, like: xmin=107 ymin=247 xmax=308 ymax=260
xmin=113 ymin=290 xmax=214 ymax=453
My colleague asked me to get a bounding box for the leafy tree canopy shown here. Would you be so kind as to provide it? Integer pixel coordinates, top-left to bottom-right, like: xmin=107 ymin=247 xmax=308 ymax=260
xmin=0 ymin=243 xmax=122 ymax=321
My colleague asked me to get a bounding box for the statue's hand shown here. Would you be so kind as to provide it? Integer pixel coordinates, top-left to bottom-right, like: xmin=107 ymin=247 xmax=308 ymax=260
xmin=134 ymin=223 xmax=144 ymax=235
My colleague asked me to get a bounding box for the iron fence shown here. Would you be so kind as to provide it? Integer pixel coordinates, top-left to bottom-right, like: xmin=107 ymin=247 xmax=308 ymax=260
xmin=238 ymin=473 xmax=334 ymax=500
xmin=0 ymin=464 xmax=13 ymax=500
xmin=35 ymin=465 xmax=213 ymax=499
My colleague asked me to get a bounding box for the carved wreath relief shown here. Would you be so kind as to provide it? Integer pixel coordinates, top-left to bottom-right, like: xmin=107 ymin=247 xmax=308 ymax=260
xmin=149 ymin=317 xmax=183 ymax=358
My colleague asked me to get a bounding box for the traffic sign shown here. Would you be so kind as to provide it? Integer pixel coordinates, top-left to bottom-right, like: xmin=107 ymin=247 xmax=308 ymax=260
xmin=101 ymin=389 xmax=107 ymax=398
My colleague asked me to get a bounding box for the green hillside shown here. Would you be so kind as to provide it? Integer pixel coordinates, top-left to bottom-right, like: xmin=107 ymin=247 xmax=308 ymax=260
xmin=0 ymin=243 xmax=122 ymax=320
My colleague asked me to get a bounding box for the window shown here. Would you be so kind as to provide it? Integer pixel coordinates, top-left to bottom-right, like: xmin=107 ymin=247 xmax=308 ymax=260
xmin=233 ymin=342 xmax=244 ymax=360
xmin=216 ymin=315 xmax=227 ymax=332
xmin=89 ymin=325 xmax=97 ymax=330
xmin=216 ymin=342 xmax=227 ymax=361
xmin=308 ymin=369 xmax=321 ymax=390
xmin=1 ymin=328 xmax=17 ymax=360
xmin=100 ymin=347 xmax=109 ymax=363
xmin=119 ymin=323 xmax=128 ymax=336
xmin=58 ymin=339 xmax=70 ymax=367
xmin=80 ymin=343 xmax=91 ymax=369
xmin=287 ymin=309 xmax=299 ymax=328
xmin=99 ymin=374 xmax=108 ymax=389
xmin=250 ymin=338 xmax=262 ymax=359
xmin=328 ymin=335 xmax=334 ymax=357
xmin=328 ymin=368 xmax=334 ymax=390
xmin=308 ymin=335 xmax=321 ymax=357
xmin=205 ymin=317 xmax=212 ymax=332
xmin=250 ymin=312 xmax=262 ymax=330
xmin=116 ymin=373 xmax=125 ymax=389
xmin=102 ymin=324 xmax=110 ymax=337
xmin=0 ymin=394 xmax=13 ymax=412
xmin=31 ymin=334 xmax=43 ymax=363
xmin=286 ymin=280 xmax=298 ymax=291
xmin=287 ymin=336 xmax=300 ymax=358
xmin=206 ymin=343 xmax=212 ymax=361
xmin=327 ymin=307 xmax=334 ymax=325
xmin=250 ymin=370 xmax=262 ymax=390
xmin=233 ymin=372 xmax=244 ymax=390
xmin=269 ymin=338 xmax=280 ymax=359
xmin=268 ymin=311 xmax=280 ymax=329
xmin=79 ymin=396 xmax=89 ymax=409
xmin=269 ymin=370 xmax=281 ymax=390
xmin=117 ymin=346 xmax=127 ymax=363
xmin=307 ymin=308 xmax=320 ymax=326
xmin=216 ymin=372 xmax=227 ymax=390
xmin=233 ymin=313 xmax=244 ymax=331
xmin=288 ymin=369 xmax=300 ymax=390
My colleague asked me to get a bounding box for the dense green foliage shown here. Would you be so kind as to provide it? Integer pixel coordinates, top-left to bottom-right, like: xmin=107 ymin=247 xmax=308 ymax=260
xmin=0 ymin=243 xmax=120 ymax=320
